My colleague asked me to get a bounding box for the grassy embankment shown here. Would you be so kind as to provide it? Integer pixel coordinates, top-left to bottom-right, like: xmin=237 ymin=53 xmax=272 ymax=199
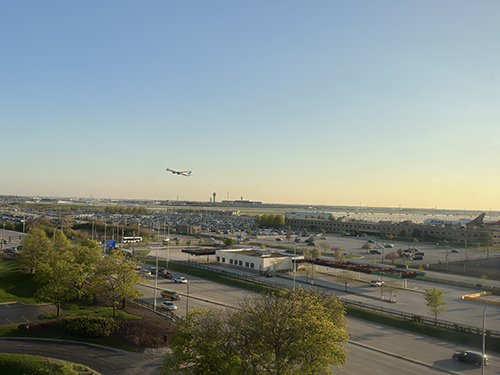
xmin=0 ymin=353 xmax=93 ymax=375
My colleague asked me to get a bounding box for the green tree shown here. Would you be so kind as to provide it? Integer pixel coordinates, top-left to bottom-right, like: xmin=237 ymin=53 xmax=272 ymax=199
xmin=186 ymin=240 xmax=192 ymax=247
xmin=18 ymin=228 xmax=53 ymax=274
xmin=223 ymin=238 xmax=235 ymax=247
xmin=286 ymin=234 xmax=293 ymax=243
xmin=162 ymin=308 xmax=242 ymax=375
xmin=306 ymin=235 xmax=316 ymax=243
xmin=478 ymin=231 xmax=493 ymax=259
xmin=34 ymin=259 xmax=79 ymax=317
xmin=319 ymin=241 xmax=330 ymax=253
xmin=91 ymin=250 xmax=143 ymax=317
xmin=424 ymin=287 xmax=447 ymax=322
xmin=72 ymin=239 xmax=102 ymax=295
xmin=162 ymin=288 xmax=348 ymax=375
xmin=175 ymin=239 xmax=181 ymax=246
xmin=361 ymin=242 xmax=372 ymax=250
xmin=397 ymin=248 xmax=404 ymax=257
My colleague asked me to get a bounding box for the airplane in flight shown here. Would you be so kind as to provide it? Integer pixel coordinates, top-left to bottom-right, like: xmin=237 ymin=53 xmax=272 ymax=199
xmin=166 ymin=168 xmax=192 ymax=176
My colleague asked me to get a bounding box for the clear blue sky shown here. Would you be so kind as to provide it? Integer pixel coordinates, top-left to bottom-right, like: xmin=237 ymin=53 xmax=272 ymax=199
xmin=1 ymin=1 xmax=499 ymax=210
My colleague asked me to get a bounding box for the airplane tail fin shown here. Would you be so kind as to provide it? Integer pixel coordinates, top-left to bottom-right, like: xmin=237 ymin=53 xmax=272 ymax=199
xmin=467 ymin=213 xmax=485 ymax=226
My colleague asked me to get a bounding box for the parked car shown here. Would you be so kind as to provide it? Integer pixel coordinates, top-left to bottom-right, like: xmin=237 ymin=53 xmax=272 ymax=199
xmin=452 ymin=350 xmax=489 ymax=367
xmin=307 ymin=242 xmax=316 ymax=246
xmin=161 ymin=290 xmax=181 ymax=301
xmin=368 ymin=239 xmax=375 ymax=243
xmin=384 ymin=243 xmax=394 ymax=248
xmin=370 ymin=249 xmax=382 ymax=254
xmin=160 ymin=301 xmax=178 ymax=311
xmin=415 ymin=251 xmax=425 ymax=256
xmin=319 ymin=236 xmax=327 ymax=240
xmin=175 ymin=277 xmax=187 ymax=284
xmin=370 ymin=280 xmax=385 ymax=287
xmin=275 ymin=238 xmax=282 ymax=241
xmin=412 ymin=255 xmax=423 ymax=261
xmin=451 ymin=249 xmax=460 ymax=253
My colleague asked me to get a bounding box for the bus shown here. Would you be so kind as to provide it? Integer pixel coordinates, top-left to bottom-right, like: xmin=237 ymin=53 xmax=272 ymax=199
xmin=123 ymin=236 xmax=142 ymax=243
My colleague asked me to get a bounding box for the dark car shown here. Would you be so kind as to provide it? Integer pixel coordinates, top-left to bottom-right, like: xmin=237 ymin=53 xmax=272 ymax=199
xmin=452 ymin=350 xmax=489 ymax=367
xmin=412 ymin=255 xmax=423 ymax=261
xmin=370 ymin=249 xmax=382 ymax=254
xmin=451 ymin=249 xmax=460 ymax=253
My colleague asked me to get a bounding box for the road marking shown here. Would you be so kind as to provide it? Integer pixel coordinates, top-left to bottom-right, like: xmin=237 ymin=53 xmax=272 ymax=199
xmin=22 ymin=316 xmax=29 ymax=322
xmin=6 ymin=318 xmax=13 ymax=324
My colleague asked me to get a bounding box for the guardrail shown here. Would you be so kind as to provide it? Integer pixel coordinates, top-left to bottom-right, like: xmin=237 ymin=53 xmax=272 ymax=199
xmin=129 ymin=299 xmax=180 ymax=322
xmin=338 ymin=298 xmax=500 ymax=339
xmin=133 ymin=253 xmax=500 ymax=338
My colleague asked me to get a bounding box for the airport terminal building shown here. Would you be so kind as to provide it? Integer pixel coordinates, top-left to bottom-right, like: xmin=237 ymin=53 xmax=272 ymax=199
xmin=285 ymin=214 xmax=500 ymax=246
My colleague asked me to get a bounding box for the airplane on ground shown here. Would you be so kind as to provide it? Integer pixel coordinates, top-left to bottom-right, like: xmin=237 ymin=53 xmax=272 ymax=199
xmin=166 ymin=168 xmax=192 ymax=176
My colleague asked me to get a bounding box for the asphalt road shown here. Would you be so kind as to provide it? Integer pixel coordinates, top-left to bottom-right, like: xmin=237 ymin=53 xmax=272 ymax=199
xmin=0 ymin=338 xmax=164 ymax=375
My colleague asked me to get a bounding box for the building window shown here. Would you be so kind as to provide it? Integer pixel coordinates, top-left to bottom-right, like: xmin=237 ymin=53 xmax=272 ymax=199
xmin=222 ymin=257 xmax=225 ymax=263
xmin=229 ymin=259 xmax=233 ymax=264
xmin=245 ymin=262 xmax=249 ymax=267
xmin=251 ymin=263 xmax=254 ymax=268
xmin=217 ymin=256 xmax=220 ymax=262
xmin=239 ymin=260 xmax=242 ymax=266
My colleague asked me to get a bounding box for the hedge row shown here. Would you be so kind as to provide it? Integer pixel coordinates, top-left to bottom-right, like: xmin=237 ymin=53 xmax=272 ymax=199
xmin=58 ymin=316 xmax=121 ymax=338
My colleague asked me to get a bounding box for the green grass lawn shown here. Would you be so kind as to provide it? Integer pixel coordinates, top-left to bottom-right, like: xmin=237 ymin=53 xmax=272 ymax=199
xmin=0 ymin=258 xmax=42 ymax=304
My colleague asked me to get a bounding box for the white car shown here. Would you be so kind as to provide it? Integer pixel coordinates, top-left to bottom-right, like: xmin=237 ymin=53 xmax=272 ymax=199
xmin=175 ymin=277 xmax=187 ymax=284
xmin=140 ymin=269 xmax=152 ymax=276
xmin=370 ymin=280 xmax=385 ymax=287
xmin=161 ymin=301 xmax=178 ymax=311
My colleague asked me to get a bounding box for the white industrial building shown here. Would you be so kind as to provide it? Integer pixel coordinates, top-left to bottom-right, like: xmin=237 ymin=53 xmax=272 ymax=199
xmin=215 ymin=248 xmax=303 ymax=273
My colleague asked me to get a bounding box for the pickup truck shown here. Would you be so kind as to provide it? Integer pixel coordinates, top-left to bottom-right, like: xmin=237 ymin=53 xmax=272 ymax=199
xmin=161 ymin=290 xmax=181 ymax=301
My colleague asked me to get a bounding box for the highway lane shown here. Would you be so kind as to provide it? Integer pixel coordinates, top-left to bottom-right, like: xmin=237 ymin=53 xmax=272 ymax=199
xmin=139 ymin=248 xmax=500 ymax=330
xmin=138 ymin=270 xmax=500 ymax=374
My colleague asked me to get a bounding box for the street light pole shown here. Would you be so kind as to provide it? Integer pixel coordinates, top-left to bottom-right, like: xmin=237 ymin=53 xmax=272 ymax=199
xmin=186 ymin=284 xmax=189 ymax=316
xmin=293 ymin=242 xmax=296 ymax=290
xmin=153 ymin=225 xmax=160 ymax=311
xmin=482 ymin=299 xmax=499 ymax=375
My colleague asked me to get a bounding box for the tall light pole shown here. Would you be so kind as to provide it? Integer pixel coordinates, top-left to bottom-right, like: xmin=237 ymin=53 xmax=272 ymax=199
xmin=482 ymin=298 xmax=499 ymax=375
xmin=186 ymin=284 xmax=189 ymax=317
xmin=293 ymin=242 xmax=296 ymax=290
xmin=153 ymin=225 xmax=160 ymax=311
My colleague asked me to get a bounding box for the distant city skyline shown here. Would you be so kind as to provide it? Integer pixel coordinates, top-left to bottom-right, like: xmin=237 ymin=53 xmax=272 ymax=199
xmin=1 ymin=1 xmax=499 ymax=211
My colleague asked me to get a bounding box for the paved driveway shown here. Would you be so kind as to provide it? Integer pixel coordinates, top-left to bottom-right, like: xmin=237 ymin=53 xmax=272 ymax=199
xmin=0 ymin=302 xmax=57 ymax=326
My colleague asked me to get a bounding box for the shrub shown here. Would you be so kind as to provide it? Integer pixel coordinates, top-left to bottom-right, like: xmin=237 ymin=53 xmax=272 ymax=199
xmin=412 ymin=315 xmax=422 ymax=322
xmin=58 ymin=316 xmax=121 ymax=338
